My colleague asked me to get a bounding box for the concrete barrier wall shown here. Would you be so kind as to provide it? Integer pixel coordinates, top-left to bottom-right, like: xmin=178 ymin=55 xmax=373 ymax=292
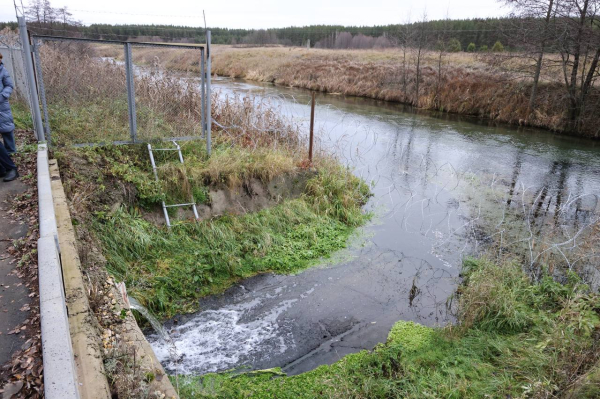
xmin=37 ymin=144 xmax=80 ymax=399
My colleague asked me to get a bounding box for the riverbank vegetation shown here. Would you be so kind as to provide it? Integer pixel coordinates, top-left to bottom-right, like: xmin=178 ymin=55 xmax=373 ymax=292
xmin=175 ymin=258 xmax=600 ymax=398
xmin=24 ymin=42 xmax=371 ymax=320
xmin=5 ymin=33 xmax=372 ymax=396
xmin=15 ymin=0 xmax=598 ymax=138
xmin=57 ymin=141 xmax=370 ymax=319
xmin=93 ymin=40 xmax=600 ymax=139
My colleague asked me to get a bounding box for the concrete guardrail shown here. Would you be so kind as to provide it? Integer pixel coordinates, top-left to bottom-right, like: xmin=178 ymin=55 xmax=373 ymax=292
xmin=37 ymin=144 xmax=80 ymax=399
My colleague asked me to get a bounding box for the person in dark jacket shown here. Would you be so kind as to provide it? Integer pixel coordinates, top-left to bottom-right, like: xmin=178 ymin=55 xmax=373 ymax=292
xmin=0 ymin=53 xmax=16 ymax=154
xmin=0 ymin=141 xmax=17 ymax=182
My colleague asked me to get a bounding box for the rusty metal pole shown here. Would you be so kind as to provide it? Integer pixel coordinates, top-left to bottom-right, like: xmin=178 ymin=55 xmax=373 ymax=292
xmin=309 ymin=92 xmax=315 ymax=163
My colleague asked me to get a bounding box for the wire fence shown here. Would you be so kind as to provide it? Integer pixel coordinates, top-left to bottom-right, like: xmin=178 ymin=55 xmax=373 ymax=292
xmin=0 ymin=32 xmax=35 ymax=123
xmin=30 ymin=34 xmax=210 ymax=148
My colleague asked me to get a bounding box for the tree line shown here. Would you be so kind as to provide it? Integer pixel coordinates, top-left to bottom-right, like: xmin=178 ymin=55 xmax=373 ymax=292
xmin=0 ymin=1 xmax=516 ymax=50
xmin=1 ymin=0 xmax=597 ymax=135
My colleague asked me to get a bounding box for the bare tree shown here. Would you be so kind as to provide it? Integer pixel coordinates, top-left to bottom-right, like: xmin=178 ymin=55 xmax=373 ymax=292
xmin=25 ymin=0 xmax=43 ymax=24
xmin=41 ymin=0 xmax=55 ymax=25
xmin=414 ymin=12 xmax=428 ymax=106
xmin=57 ymin=6 xmax=73 ymax=27
xmin=335 ymin=32 xmax=353 ymax=49
xmin=504 ymin=0 xmax=559 ymax=115
xmin=553 ymin=0 xmax=600 ymax=130
xmin=396 ymin=15 xmax=414 ymax=97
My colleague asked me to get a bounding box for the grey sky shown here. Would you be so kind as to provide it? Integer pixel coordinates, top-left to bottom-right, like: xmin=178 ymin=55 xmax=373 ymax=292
xmin=1 ymin=0 xmax=508 ymax=29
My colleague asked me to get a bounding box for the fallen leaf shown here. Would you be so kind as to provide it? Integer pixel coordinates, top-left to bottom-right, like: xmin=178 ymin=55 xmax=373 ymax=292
xmin=1 ymin=380 xmax=23 ymax=397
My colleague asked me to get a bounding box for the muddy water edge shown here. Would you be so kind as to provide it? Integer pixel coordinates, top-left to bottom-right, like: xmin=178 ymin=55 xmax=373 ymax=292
xmin=147 ymin=77 xmax=600 ymax=377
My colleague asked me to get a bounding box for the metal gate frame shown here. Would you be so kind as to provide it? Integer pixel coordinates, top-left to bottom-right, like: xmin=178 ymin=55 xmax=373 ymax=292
xmin=29 ymin=33 xmax=212 ymax=153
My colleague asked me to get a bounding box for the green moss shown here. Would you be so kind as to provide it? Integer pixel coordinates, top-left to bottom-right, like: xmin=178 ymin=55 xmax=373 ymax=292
xmin=387 ymin=321 xmax=433 ymax=353
xmin=172 ymin=259 xmax=600 ymax=398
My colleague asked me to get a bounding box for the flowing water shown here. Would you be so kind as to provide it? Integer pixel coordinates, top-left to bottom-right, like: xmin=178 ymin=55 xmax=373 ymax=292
xmin=147 ymin=78 xmax=600 ymax=376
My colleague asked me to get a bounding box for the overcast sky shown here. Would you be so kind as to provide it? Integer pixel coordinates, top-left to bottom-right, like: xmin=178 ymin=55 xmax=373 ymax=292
xmin=1 ymin=0 xmax=508 ymax=29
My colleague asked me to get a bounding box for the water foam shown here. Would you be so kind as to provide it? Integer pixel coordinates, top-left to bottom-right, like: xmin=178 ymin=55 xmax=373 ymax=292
xmin=149 ymin=297 xmax=297 ymax=374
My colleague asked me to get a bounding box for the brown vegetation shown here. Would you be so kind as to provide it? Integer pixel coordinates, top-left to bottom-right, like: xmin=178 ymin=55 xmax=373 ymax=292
xmin=95 ymin=45 xmax=600 ymax=138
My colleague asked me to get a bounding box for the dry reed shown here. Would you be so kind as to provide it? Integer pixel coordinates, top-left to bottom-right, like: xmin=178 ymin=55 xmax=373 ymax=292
xmin=94 ymin=45 xmax=600 ymax=138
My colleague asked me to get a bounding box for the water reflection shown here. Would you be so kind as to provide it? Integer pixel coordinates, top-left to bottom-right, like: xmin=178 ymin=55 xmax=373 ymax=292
xmin=148 ymin=76 xmax=600 ymax=376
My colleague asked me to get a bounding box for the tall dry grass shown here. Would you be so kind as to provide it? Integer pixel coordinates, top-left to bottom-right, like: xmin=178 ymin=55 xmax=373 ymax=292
xmin=209 ymin=47 xmax=590 ymax=136
xmin=95 ymin=45 xmax=599 ymax=138
xmin=39 ymin=44 xmax=302 ymax=149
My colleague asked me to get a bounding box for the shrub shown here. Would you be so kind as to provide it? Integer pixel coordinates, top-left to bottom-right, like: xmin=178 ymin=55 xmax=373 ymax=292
xmin=492 ymin=41 xmax=504 ymax=52
xmin=467 ymin=43 xmax=476 ymax=52
xmin=479 ymin=45 xmax=488 ymax=52
xmin=448 ymin=38 xmax=462 ymax=52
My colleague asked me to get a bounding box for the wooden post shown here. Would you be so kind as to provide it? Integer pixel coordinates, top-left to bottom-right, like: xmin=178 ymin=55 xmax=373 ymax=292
xmin=309 ymin=92 xmax=315 ymax=163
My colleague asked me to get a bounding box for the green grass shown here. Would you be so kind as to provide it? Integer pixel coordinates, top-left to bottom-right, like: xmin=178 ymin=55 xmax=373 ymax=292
xmin=67 ymin=140 xmax=305 ymax=208
xmin=172 ymin=259 xmax=600 ymax=398
xmin=87 ymin=146 xmax=371 ymax=318
xmin=12 ymin=99 xmax=34 ymax=131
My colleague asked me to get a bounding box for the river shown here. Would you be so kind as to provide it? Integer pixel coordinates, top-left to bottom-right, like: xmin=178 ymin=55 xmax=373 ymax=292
xmin=147 ymin=77 xmax=600 ymax=377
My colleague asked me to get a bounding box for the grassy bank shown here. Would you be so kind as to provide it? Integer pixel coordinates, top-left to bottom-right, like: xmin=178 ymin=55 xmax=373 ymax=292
xmin=173 ymin=258 xmax=600 ymax=398
xmin=56 ymin=140 xmax=370 ymax=319
xmin=94 ymin=45 xmax=600 ymax=138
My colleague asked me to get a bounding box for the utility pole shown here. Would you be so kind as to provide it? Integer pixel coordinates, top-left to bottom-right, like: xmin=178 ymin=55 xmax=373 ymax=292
xmin=206 ymin=30 xmax=212 ymax=156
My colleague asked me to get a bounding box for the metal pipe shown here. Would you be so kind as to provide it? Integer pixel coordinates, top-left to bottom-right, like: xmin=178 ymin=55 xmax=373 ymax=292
xmin=33 ymin=35 xmax=205 ymax=49
xmin=124 ymin=43 xmax=137 ymax=142
xmin=32 ymin=40 xmax=51 ymax=146
xmin=309 ymin=92 xmax=315 ymax=163
xmin=164 ymin=203 xmax=196 ymax=208
xmin=173 ymin=140 xmax=184 ymax=163
xmin=18 ymin=16 xmax=44 ymax=141
xmin=200 ymin=49 xmax=206 ymax=139
xmin=148 ymin=144 xmax=171 ymax=227
xmin=206 ymin=30 xmax=212 ymax=156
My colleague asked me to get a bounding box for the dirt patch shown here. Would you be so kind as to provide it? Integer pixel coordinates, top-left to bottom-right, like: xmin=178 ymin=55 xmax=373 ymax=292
xmin=58 ymin=148 xmax=315 ymax=225
xmin=175 ymin=171 xmax=315 ymax=222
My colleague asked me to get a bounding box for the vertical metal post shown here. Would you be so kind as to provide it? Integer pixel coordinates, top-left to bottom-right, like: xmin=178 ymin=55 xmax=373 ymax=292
xmin=32 ymin=40 xmax=51 ymax=146
xmin=124 ymin=43 xmax=137 ymax=143
xmin=172 ymin=140 xmax=199 ymax=220
xmin=18 ymin=16 xmax=44 ymax=141
xmin=206 ymin=30 xmax=212 ymax=156
xmin=309 ymin=92 xmax=315 ymax=163
xmin=148 ymin=144 xmax=171 ymax=227
xmin=200 ymin=48 xmax=206 ymax=139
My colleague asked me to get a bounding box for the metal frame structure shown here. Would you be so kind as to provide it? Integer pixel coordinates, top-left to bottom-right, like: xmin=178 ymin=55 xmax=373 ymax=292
xmin=148 ymin=141 xmax=200 ymax=227
xmin=25 ymin=32 xmax=212 ymax=153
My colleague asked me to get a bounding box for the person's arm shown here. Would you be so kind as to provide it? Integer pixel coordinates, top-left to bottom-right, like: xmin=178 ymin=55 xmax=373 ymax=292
xmin=1 ymin=71 xmax=14 ymax=100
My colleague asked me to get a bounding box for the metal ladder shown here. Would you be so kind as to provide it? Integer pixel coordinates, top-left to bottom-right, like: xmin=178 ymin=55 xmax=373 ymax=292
xmin=147 ymin=141 xmax=199 ymax=227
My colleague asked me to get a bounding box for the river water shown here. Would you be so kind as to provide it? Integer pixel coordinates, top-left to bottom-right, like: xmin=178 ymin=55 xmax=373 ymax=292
xmin=148 ymin=78 xmax=600 ymax=377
